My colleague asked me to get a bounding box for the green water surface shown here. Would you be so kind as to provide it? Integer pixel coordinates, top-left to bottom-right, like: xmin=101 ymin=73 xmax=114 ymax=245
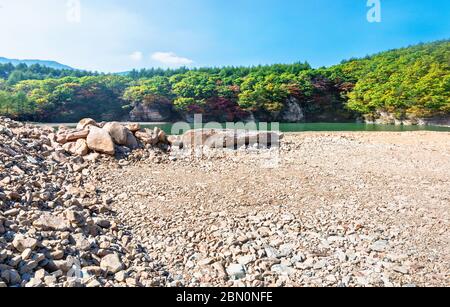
xmin=140 ymin=122 xmax=450 ymax=135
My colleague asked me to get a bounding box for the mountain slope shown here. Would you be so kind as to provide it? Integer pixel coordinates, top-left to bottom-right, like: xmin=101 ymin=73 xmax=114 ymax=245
xmin=0 ymin=57 xmax=73 ymax=70
xmin=0 ymin=40 xmax=448 ymax=123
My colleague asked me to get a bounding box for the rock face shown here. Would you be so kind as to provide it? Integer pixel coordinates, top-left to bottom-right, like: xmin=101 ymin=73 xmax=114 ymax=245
xmin=279 ymin=97 xmax=305 ymax=122
xmin=365 ymin=112 xmax=450 ymax=127
xmin=103 ymin=122 xmax=128 ymax=145
xmin=86 ymin=127 xmax=116 ymax=155
xmin=181 ymin=129 xmax=284 ymax=148
xmin=129 ymin=102 xmax=176 ymax=122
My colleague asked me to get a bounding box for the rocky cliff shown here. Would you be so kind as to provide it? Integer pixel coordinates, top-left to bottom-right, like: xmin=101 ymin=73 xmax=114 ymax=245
xmin=129 ymin=102 xmax=178 ymax=122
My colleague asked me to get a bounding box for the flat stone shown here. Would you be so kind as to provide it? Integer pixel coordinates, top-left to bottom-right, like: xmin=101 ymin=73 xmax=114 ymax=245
xmin=33 ymin=214 xmax=71 ymax=231
xmin=371 ymin=240 xmax=389 ymax=252
xmin=12 ymin=235 xmax=38 ymax=252
xmin=226 ymin=264 xmax=246 ymax=280
xmin=100 ymin=253 xmax=123 ymax=274
xmin=271 ymin=264 xmax=295 ymax=276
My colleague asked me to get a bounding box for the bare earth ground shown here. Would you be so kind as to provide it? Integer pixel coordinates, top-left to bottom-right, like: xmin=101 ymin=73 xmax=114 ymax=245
xmin=95 ymin=132 xmax=450 ymax=287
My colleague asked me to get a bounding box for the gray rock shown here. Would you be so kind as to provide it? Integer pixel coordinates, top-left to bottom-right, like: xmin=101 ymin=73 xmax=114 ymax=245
xmin=271 ymin=264 xmax=295 ymax=276
xmin=226 ymin=264 xmax=246 ymax=280
xmin=12 ymin=235 xmax=38 ymax=252
xmin=33 ymin=214 xmax=71 ymax=231
xmin=371 ymin=240 xmax=389 ymax=252
xmin=100 ymin=253 xmax=123 ymax=274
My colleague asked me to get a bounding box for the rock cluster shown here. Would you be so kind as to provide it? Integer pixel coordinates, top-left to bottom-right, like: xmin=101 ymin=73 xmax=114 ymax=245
xmin=2 ymin=116 xmax=448 ymax=287
xmin=55 ymin=118 xmax=171 ymax=157
xmin=0 ymin=117 xmax=167 ymax=287
xmin=177 ymin=129 xmax=284 ymax=149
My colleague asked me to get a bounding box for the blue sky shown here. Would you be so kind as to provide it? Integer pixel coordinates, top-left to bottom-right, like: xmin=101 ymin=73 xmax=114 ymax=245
xmin=0 ymin=0 xmax=448 ymax=72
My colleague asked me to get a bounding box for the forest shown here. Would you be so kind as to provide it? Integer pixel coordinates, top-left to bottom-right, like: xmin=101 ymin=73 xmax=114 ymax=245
xmin=0 ymin=40 xmax=448 ymax=123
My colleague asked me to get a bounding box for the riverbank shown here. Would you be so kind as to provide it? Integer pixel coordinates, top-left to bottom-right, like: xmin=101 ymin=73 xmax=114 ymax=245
xmin=33 ymin=122 xmax=450 ymax=133
xmin=1 ymin=117 xmax=449 ymax=287
xmin=96 ymin=131 xmax=450 ymax=287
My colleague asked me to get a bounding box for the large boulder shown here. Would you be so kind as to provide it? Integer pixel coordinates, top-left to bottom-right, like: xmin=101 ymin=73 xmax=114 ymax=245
xmin=76 ymin=118 xmax=99 ymax=130
xmin=124 ymin=130 xmax=139 ymax=150
xmin=181 ymin=129 xmax=219 ymax=148
xmin=181 ymin=129 xmax=283 ymax=148
xmin=103 ymin=122 xmax=128 ymax=145
xmin=86 ymin=127 xmax=115 ymax=155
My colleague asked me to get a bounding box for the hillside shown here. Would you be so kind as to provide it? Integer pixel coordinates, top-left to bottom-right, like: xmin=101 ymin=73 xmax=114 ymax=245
xmin=0 ymin=57 xmax=73 ymax=70
xmin=0 ymin=40 xmax=448 ymax=123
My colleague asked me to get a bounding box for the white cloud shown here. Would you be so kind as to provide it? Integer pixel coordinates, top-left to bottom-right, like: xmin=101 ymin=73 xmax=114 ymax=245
xmin=130 ymin=51 xmax=143 ymax=61
xmin=151 ymin=52 xmax=193 ymax=67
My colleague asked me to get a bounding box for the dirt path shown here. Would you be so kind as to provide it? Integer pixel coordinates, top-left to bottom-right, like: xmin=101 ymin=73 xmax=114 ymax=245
xmin=96 ymin=132 xmax=450 ymax=287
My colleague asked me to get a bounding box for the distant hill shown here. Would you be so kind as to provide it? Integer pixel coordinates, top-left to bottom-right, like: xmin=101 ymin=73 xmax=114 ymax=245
xmin=0 ymin=57 xmax=73 ymax=70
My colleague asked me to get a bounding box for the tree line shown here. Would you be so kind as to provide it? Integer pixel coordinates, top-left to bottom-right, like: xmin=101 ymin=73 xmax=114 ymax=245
xmin=0 ymin=40 xmax=448 ymax=123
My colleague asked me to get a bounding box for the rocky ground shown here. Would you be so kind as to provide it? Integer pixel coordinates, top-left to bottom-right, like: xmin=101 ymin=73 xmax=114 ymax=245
xmin=96 ymin=132 xmax=449 ymax=287
xmin=1 ymin=117 xmax=449 ymax=287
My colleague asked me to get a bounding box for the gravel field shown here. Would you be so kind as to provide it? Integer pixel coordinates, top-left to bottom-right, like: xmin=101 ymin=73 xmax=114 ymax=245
xmin=1 ymin=116 xmax=448 ymax=287
xmin=95 ymin=132 xmax=450 ymax=287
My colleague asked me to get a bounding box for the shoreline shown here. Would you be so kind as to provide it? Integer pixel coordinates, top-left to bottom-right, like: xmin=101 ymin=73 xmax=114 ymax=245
xmin=1 ymin=117 xmax=449 ymax=287
xmin=31 ymin=121 xmax=450 ymax=132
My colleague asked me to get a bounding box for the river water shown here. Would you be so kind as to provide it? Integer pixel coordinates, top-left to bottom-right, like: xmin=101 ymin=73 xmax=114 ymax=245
xmin=38 ymin=122 xmax=450 ymax=134
xmin=140 ymin=122 xmax=450 ymax=135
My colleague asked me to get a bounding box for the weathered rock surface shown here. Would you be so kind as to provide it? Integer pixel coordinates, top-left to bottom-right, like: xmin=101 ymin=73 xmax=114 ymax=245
xmin=100 ymin=253 xmax=123 ymax=274
xmin=87 ymin=127 xmax=115 ymax=155
xmin=76 ymin=118 xmax=98 ymax=130
xmin=180 ymin=129 xmax=283 ymax=149
xmin=129 ymin=101 xmax=176 ymax=122
xmin=279 ymin=97 xmax=305 ymax=122
xmin=103 ymin=122 xmax=128 ymax=146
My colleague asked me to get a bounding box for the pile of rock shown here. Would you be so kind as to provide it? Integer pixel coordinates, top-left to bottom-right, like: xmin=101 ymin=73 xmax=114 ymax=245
xmin=173 ymin=129 xmax=284 ymax=149
xmin=0 ymin=117 xmax=160 ymax=287
xmin=54 ymin=118 xmax=170 ymax=157
xmin=0 ymin=117 xmax=286 ymax=287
